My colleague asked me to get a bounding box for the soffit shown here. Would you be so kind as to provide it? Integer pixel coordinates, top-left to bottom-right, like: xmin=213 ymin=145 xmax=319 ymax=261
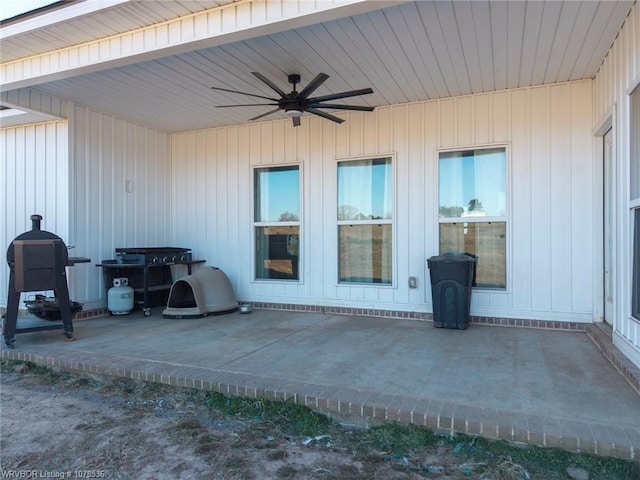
xmin=1 ymin=1 xmax=634 ymax=132
xmin=1 ymin=0 xmax=240 ymax=63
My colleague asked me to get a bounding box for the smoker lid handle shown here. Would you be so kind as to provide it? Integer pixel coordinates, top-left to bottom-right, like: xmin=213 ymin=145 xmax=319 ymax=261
xmin=67 ymin=257 xmax=91 ymax=265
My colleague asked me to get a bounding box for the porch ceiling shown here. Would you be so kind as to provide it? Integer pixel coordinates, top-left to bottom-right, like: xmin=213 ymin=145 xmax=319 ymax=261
xmin=0 ymin=0 xmax=634 ymax=132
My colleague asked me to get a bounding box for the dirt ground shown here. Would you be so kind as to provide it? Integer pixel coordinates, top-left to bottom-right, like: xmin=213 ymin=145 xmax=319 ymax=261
xmin=0 ymin=363 xmax=482 ymax=480
xmin=1 ymin=362 xmax=638 ymax=480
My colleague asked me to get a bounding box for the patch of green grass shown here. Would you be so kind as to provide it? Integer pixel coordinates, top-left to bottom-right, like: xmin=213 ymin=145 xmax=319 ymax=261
xmin=353 ymin=423 xmax=640 ymax=480
xmin=329 ymin=421 xmax=639 ymax=480
xmin=0 ymin=359 xmax=26 ymax=372
xmin=205 ymin=393 xmax=330 ymax=437
xmin=464 ymin=435 xmax=640 ymax=480
xmin=365 ymin=422 xmax=440 ymax=455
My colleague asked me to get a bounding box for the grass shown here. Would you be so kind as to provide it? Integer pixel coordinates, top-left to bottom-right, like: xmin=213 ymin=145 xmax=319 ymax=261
xmin=348 ymin=423 xmax=640 ymax=480
xmin=463 ymin=436 xmax=640 ymax=480
xmin=205 ymin=392 xmax=331 ymax=437
xmin=3 ymin=359 xmax=640 ymax=480
xmin=202 ymin=390 xmax=640 ymax=479
xmin=365 ymin=421 xmax=441 ymax=454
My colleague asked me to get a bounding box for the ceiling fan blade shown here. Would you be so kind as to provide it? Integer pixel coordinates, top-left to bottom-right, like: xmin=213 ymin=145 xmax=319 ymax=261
xmin=292 ymin=116 xmax=301 ymax=127
xmin=308 ymin=88 xmax=374 ymax=104
xmin=251 ymin=72 xmax=287 ymax=97
xmin=308 ymin=103 xmax=375 ymax=112
xmin=306 ymin=108 xmax=345 ymax=124
xmin=210 ymin=86 xmax=278 ymax=102
xmin=216 ymin=103 xmax=279 ymax=108
xmin=250 ymin=107 xmax=282 ymax=121
xmin=297 ymin=73 xmax=329 ymax=99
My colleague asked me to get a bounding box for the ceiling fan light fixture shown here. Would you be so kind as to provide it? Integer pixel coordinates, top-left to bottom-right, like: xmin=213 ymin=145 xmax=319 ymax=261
xmin=211 ymin=72 xmax=374 ymax=127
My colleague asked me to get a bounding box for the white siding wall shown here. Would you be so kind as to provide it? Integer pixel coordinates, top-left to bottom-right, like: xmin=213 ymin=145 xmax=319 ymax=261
xmin=171 ymin=80 xmax=595 ymax=322
xmin=0 ymin=101 xmax=171 ymax=311
xmin=1 ymin=121 xmax=70 ymax=306
xmin=594 ymin=1 xmax=640 ymax=367
xmin=69 ymin=104 xmax=171 ymax=309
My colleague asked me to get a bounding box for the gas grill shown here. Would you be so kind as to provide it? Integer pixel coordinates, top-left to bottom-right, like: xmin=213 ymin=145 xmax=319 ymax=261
xmin=4 ymin=215 xmax=90 ymax=348
xmin=97 ymin=247 xmax=204 ymax=316
xmin=115 ymin=247 xmax=192 ymax=266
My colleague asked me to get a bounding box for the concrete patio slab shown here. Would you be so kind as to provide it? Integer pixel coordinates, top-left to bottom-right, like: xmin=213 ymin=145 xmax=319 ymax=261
xmin=2 ymin=309 xmax=639 ymax=461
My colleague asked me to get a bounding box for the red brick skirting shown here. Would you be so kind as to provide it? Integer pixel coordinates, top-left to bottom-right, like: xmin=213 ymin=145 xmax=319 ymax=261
xmin=586 ymin=323 xmax=640 ymax=397
xmin=1 ymin=302 xmax=588 ymax=332
xmin=245 ymin=302 xmax=588 ymax=331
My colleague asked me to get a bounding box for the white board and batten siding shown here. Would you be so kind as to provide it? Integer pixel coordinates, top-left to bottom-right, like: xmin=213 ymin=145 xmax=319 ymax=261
xmin=170 ymin=80 xmax=595 ymax=323
xmin=0 ymin=121 xmax=69 ymax=307
xmin=0 ymin=102 xmax=171 ymax=310
xmin=68 ymin=104 xmax=171 ymax=309
xmin=594 ymin=1 xmax=640 ymax=367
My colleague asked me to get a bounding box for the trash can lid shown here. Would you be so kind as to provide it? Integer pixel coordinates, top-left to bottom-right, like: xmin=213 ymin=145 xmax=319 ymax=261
xmin=427 ymin=254 xmax=476 ymax=264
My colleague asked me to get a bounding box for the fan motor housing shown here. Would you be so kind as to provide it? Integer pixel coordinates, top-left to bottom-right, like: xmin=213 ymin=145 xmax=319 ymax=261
xmin=288 ymin=74 xmax=301 ymax=85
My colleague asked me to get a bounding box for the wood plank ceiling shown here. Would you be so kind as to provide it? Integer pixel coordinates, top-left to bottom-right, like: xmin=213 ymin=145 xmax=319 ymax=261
xmin=1 ymin=0 xmax=634 ymax=132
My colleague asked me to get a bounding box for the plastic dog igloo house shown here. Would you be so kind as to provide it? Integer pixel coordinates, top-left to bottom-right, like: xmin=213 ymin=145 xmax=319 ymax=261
xmin=163 ymin=266 xmax=238 ymax=318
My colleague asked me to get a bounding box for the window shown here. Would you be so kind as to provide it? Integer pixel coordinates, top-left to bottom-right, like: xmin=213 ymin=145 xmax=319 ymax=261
xmin=253 ymin=165 xmax=300 ymax=280
xmin=438 ymin=147 xmax=507 ymax=289
xmin=337 ymin=157 xmax=393 ymax=284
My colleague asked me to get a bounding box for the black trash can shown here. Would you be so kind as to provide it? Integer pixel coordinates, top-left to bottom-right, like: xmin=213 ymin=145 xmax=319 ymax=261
xmin=427 ymin=254 xmax=477 ymax=329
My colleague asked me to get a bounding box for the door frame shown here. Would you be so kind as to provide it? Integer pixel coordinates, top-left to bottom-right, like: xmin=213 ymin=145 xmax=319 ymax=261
xmin=603 ymin=127 xmax=615 ymax=325
xmin=594 ymin=112 xmax=615 ymax=326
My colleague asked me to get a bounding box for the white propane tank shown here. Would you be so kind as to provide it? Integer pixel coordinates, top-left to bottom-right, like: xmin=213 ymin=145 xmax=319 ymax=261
xmin=108 ymin=278 xmax=134 ymax=315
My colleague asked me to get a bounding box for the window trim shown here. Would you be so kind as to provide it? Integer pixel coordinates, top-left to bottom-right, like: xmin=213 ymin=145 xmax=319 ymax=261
xmin=251 ymin=162 xmax=303 ymax=283
xmin=632 ymin=209 xmax=640 ymax=322
xmin=436 ymin=144 xmax=511 ymax=292
xmin=631 ymin=82 xmax=640 ymax=322
xmin=335 ymin=153 xmax=397 ymax=287
xmin=630 ymin=82 xmax=640 ymax=201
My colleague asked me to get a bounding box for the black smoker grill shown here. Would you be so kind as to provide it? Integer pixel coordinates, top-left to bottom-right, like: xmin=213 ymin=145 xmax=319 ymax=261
xmin=4 ymin=215 xmax=90 ymax=348
xmin=97 ymin=247 xmax=204 ymax=316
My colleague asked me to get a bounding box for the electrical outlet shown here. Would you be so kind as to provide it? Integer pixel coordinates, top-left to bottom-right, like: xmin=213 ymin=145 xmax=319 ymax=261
xmin=408 ymin=276 xmax=417 ymax=289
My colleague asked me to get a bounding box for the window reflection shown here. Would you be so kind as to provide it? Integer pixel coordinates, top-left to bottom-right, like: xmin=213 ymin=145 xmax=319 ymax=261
xmin=338 ymin=158 xmax=392 ymax=220
xmin=254 ymin=166 xmax=299 ymax=222
xmin=255 ymin=226 xmax=299 ymax=280
xmin=339 ymin=224 xmax=392 ymax=284
xmin=439 ymin=222 xmax=506 ymax=289
xmin=439 ymin=148 xmax=506 ymax=218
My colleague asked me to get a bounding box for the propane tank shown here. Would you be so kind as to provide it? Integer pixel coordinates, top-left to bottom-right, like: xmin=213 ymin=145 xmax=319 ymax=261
xmin=108 ymin=278 xmax=134 ymax=315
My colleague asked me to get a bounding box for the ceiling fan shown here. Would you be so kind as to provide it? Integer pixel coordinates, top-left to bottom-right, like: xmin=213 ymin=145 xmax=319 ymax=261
xmin=211 ymin=72 xmax=374 ymax=127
